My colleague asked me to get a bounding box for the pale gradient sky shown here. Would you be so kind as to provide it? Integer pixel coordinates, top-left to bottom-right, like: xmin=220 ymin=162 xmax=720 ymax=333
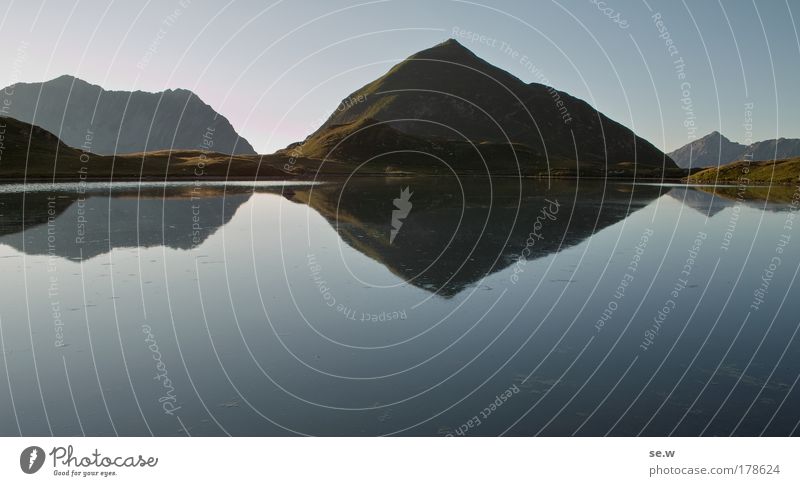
xmin=0 ymin=0 xmax=798 ymax=154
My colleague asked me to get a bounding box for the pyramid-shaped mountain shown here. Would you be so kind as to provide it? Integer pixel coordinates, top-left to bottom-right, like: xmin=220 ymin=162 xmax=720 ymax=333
xmin=667 ymin=131 xmax=746 ymax=168
xmin=288 ymin=39 xmax=674 ymax=175
xmin=1 ymin=75 xmax=256 ymax=155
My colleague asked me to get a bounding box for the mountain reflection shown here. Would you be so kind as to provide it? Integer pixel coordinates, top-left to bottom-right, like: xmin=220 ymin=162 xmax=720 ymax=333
xmin=667 ymin=184 xmax=796 ymax=214
xmin=289 ymin=177 xmax=668 ymax=296
xmin=2 ymin=180 xmax=782 ymax=297
xmin=0 ymin=186 xmax=258 ymax=260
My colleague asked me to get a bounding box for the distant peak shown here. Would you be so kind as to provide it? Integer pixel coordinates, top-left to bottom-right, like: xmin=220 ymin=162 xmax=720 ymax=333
xmin=704 ymin=130 xmax=731 ymax=142
xmin=39 ymin=74 xmax=98 ymax=90
xmin=47 ymin=74 xmax=87 ymax=84
xmin=34 ymin=75 xmax=199 ymax=98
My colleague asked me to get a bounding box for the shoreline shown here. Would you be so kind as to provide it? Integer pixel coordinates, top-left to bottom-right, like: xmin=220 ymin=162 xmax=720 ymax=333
xmin=0 ymin=174 xmax=690 ymax=184
xmin=1 ymin=172 xmax=795 ymax=187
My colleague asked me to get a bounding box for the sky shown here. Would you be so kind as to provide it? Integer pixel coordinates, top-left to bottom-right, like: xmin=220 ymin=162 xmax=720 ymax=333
xmin=0 ymin=0 xmax=798 ymax=154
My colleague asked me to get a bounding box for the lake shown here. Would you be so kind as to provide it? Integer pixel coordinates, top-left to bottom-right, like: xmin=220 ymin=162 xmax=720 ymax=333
xmin=0 ymin=177 xmax=798 ymax=436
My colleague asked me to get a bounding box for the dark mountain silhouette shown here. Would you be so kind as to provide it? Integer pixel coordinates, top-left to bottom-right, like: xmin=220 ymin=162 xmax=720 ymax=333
xmin=284 ymin=39 xmax=675 ymax=176
xmin=668 ymin=131 xmax=800 ymax=168
xmin=1 ymin=75 xmax=256 ymax=155
xmin=0 ymin=115 xmax=85 ymax=167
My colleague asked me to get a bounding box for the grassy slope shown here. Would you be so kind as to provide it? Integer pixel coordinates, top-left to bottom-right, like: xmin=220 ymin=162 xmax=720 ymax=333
xmin=0 ymin=114 xmax=690 ymax=181
xmin=0 ymin=116 xmax=292 ymax=180
xmin=686 ymin=157 xmax=800 ymax=184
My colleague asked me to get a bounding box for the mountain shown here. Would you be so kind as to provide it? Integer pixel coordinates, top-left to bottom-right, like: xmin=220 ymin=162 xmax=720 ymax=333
xmin=283 ymin=39 xmax=676 ymax=176
xmin=748 ymin=138 xmax=800 ymax=161
xmin=667 ymin=131 xmax=745 ymax=169
xmin=668 ymin=131 xmax=800 ymax=168
xmin=1 ymin=75 xmax=256 ymax=155
xmin=0 ymin=116 xmax=288 ymax=180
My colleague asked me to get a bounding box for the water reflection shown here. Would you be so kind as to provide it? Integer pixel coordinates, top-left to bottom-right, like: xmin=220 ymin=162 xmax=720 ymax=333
xmin=0 ymin=179 xmax=798 ymax=437
xmin=0 ymin=180 xmax=785 ymax=295
xmin=1 ymin=179 xmax=670 ymax=293
xmin=0 ymin=185 xmax=281 ymax=260
xmin=666 ymin=185 xmax=791 ymax=217
xmin=290 ymin=178 xmax=667 ymax=296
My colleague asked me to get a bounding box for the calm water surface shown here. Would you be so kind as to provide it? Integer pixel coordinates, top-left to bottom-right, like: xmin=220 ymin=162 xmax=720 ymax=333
xmin=0 ymin=177 xmax=798 ymax=436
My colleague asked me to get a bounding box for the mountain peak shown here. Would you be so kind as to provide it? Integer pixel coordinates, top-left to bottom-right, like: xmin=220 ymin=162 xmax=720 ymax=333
xmin=705 ymin=130 xmax=729 ymax=140
xmin=439 ymin=38 xmax=466 ymax=48
xmin=45 ymin=74 xmax=93 ymax=87
xmin=705 ymin=130 xmax=736 ymax=144
xmin=409 ymin=38 xmax=479 ymax=62
xmin=51 ymin=73 xmax=76 ymax=81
